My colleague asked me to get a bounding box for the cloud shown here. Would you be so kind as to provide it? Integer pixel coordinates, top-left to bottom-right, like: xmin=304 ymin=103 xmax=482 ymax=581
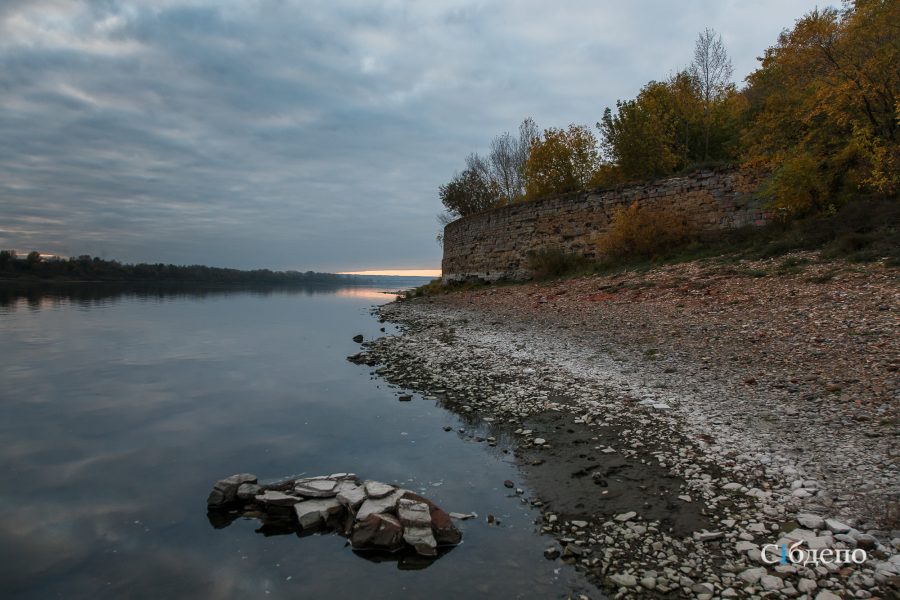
xmin=0 ymin=0 xmax=825 ymax=270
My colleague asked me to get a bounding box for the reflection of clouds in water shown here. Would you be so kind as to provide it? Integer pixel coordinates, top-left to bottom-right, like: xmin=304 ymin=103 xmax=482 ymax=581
xmin=0 ymin=500 xmax=138 ymax=590
xmin=334 ymin=287 xmax=398 ymax=301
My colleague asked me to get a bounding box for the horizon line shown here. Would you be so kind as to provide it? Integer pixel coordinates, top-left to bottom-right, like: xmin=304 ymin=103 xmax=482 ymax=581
xmin=338 ymin=269 xmax=441 ymax=277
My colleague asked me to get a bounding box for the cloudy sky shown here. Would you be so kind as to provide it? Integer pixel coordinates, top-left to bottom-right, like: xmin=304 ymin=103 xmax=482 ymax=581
xmin=0 ymin=0 xmax=825 ymax=272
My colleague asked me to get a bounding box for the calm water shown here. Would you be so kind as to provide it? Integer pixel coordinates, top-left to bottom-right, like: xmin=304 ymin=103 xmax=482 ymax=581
xmin=0 ymin=283 xmax=594 ymax=599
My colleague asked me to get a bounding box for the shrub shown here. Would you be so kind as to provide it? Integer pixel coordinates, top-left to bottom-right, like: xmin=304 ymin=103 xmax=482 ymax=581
xmin=525 ymin=249 xmax=590 ymax=280
xmin=596 ymin=202 xmax=697 ymax=260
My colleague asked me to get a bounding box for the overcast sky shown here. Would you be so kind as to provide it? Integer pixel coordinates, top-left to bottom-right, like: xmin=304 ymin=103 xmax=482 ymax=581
xmin=0 ymin=0 xmax=826 ymax=272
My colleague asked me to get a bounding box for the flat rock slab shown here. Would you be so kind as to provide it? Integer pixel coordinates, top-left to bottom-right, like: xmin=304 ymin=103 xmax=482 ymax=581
xmin=255 ymin=490 xmax=301 ymax=507
xmin=357 ymin=489 xmax=406 ymax=520
xmin=364 ymin=481 xmax=395 ymax=499
xmin=336 ymin=481 xmax=367 ymax=509
xmin=397 ymin=499 xmax=432 ymax=528
xmin=403 ymin=525 xmax=438 ymax=557
xmin=294 ymin=479 xmax=339 ymax=498
xmin=294 ymin=497 xmax=344 ymax=529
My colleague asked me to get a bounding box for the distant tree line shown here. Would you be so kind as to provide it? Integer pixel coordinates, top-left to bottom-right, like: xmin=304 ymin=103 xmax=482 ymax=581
xmin=438 ymin=0 xmax=898 ymax=225
xmin=0 ymin=250 xmax=352 ymax=285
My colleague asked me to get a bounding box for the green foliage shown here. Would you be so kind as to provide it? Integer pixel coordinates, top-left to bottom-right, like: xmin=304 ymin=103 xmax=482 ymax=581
xmin=439 ymin=157 xmax=502 ymax=218
xmin=597 ymin=71 xmax=744 ymax=182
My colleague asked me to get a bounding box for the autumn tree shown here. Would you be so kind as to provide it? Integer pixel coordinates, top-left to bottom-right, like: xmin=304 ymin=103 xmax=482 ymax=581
xmin=690 ymin=28 xmax=734 ymax=159
xmin=741 ymin=0 xmax=900 ymax=212
xmin=597 ymin=70 xmax=743 ymax=183
xmin=522 ymin=125 xmax=602 ymax=199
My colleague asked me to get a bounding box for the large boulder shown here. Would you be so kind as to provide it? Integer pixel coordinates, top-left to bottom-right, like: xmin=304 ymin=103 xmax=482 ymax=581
xmin=350 ymin=513 xmax=405 ymax=551
xmin=207 ymin=473 xmax=257 ymax=507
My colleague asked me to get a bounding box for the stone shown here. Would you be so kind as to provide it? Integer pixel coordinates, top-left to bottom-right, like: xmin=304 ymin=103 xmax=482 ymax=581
xmin=609 ymin=573 xmax=637 ymax=588
xmin=336 ymin=481 xmax=367 ymax=510
xmin=449 ymin=512 xmax=476 ymax=520
xmin=639 ymin=576 xmax=656 ymax=589
xmin=760 ymin=574 xmax=783 ymax=590
xmin=236 ymin=482 xmax=262 ymax=501
xmin=571 ymin=520 xmax=588 ymax=528
xmin=797 ymin=513 xmax=826 ymax=530
xmin=615 ymin=511 xmax=637 ymax=522
xmin=403 ymin=525 xmax=438 ymax=557
xmin=735 ymin=541 xmax=758 ymax=552
xmin=824 ymin=519 xmax=851 ymax=534
xmin=255 ymin=490 xmax=301 ymax=507
xmin=852 ymin=532 xmax=878 ymax=549
xmin=503 ymin=480 xmax=514 ymax=488
xmin=294 ymin=478 xmax=338 ymax=498
xmin=694 ymin=531 xmax=724 ymax=542
xmin=350 ymin=513 xmax=404 ymax=551
xmin=544 ymin=546 xmax=560 ymax=559
xmin=397 ymin=499 xmax=432 ymax=528
xmin=364 ymin=480 xmax=395 ymax=499
xmin=401 ymin=491 xmax=462 ymax=545
xmin=533 ymin=438 xmax=546 ymax=445
xmin=814 ymin=592 xmax=841 ymax=600
xmin=352 ymin=334 xmax=363 ymax=343
xmin=797 ymin=578 xmax=817 ymax=593
xmin=691 ymin=583 xmax=714 ymax=594
xmin=207 ymin=473 xmax=257 ymax=506
xmin=739 ymin=568 xmax=765 ymax=584
xmin=356 ymin=489 xmax=405 ymax=520
xmin=294 ymin=497 xmax=344 ymax=529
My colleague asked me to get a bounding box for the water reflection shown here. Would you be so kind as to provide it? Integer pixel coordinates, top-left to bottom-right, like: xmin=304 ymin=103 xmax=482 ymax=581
xmin=0 ymin=282 xmax=405 ymax=313
xmin=207 ymin=509 xmax=456 ymax=570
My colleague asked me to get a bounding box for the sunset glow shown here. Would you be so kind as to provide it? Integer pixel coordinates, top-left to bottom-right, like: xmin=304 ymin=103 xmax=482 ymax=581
xmin=339 ymin=269 xmax=441 ymax=277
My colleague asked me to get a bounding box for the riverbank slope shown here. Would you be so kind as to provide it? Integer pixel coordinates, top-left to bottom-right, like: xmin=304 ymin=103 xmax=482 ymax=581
xmin=358 ymin=251 xmax=899 ymax=598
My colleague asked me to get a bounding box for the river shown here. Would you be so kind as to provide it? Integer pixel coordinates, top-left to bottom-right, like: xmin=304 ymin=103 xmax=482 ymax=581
xmin=0 ymin=282 xmax=594 ymax=599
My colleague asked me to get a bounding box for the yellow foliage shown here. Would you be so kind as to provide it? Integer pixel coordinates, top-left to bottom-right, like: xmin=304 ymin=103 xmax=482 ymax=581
xmin=523 ymin=124 xmax=601 ymax=200
xmin=742 ymin=1 xmax=900 ymax=209
xmin=596 ymin=202 xmax=696 ymax=259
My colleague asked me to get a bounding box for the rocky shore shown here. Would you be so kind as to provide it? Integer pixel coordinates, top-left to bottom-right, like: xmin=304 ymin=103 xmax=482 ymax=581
xmin=352 ymin=252 xmax=899 ymax=599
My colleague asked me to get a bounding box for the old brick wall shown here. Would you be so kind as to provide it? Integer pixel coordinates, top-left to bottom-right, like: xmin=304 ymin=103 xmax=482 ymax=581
xmin=441 ymin=168 xmax=768 ymax=282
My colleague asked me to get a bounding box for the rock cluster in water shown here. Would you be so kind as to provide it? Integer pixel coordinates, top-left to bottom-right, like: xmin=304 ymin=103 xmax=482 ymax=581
xmin=207 ymin=472 xmax=462 ymax=557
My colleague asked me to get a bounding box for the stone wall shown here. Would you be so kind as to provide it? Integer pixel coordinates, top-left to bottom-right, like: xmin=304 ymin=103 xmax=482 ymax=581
xmin=441 ymin=168 xmax=768 ymax=282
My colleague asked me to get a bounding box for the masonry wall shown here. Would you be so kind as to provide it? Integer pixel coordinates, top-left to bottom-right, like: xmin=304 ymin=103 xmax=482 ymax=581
xmin=441 ymin=168 xmax=768 ymax=282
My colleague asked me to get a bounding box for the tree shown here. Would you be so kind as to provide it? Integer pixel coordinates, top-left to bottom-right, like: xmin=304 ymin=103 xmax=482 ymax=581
xmin=438 ymin=154 xmax=502 ymax=218
xmin=690 ymin=28 xmax=734 ymax=158
xmin=523 ymin=124 xmax=602 ymax=199
xmin=741 ymin=1 xmax=899 ymax=212
xmin=597 ymin=66 xmax=744 ymax=184
xmin=0 ymin=250 xmax=14 ymax=270
xmin=488 ymin=117 xmax=539 ymax=203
